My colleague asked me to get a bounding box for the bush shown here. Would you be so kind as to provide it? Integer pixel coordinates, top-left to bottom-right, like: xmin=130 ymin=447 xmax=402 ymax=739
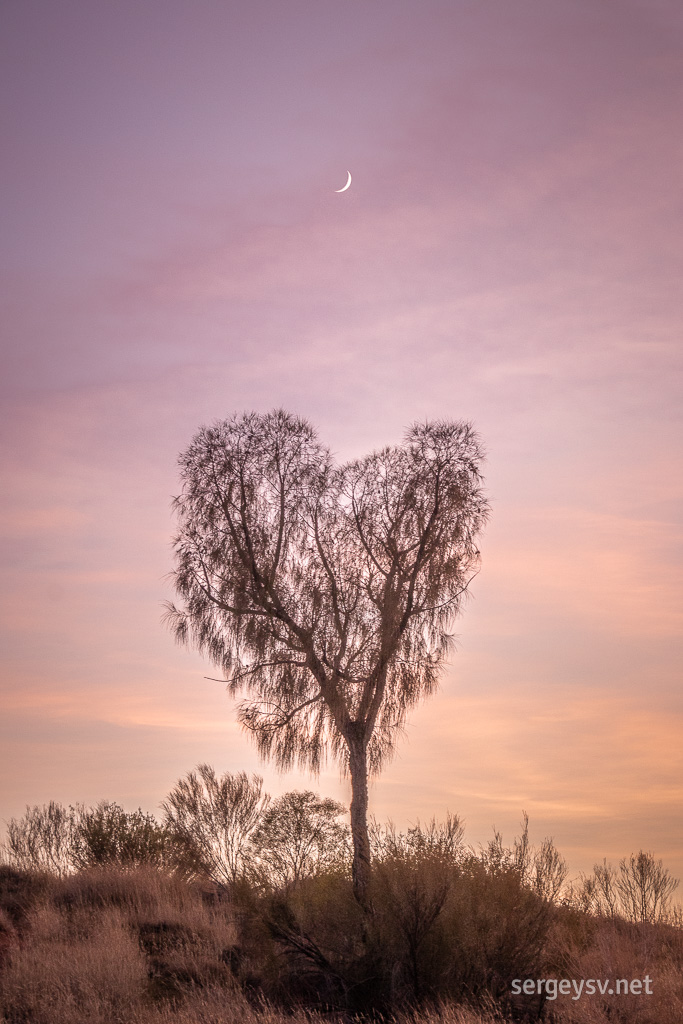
xmin=479 ymin=813 xmax=568 ymax=905
xmin=261 ymin=869 xmax=367 ymax=1009
xmin=71 ymin=802 xmax=172 ymax=869
xmin=0 ymin=855 xmax=681 ymax=1023
xmin=2 ymin=802 xmax=79 ymax=875
xmin=248 ymin=833 xmax=552 ymax=1015
xmin=574 ymin=851 xmax=680 ymax=925
xmin=3 ymin=791 xmax=681 ymax=1021
xmin=251 ymin=791 xmax=350 ymax=887
xmin=2 ymin=802 xmax=198 ymax=877
xmin=163 ymin=767 xmax=269 ymax=886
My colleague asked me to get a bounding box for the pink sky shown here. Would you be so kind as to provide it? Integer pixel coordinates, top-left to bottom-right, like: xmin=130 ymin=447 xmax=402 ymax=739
xmin=1 ymin=0 xmax=682 ymax=883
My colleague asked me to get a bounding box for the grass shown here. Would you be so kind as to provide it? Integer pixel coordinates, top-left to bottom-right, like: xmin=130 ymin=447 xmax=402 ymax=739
xmin=1 ymin=863 xmax=682 ymax=1023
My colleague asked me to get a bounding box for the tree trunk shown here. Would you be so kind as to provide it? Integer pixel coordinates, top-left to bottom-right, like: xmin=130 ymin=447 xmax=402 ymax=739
xmin=348 ymin=735 xmax=372 ymax=911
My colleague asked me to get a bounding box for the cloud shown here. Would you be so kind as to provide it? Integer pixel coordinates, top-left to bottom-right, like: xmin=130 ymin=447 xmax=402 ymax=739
xmin=371 ymin=680 xmax=683 ymax=874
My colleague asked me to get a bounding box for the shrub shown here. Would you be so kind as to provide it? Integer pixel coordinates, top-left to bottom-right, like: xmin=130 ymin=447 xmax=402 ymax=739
xmin=370 ymin=839 xmax=461 ymax=1003
xmin=249 ymin=835 xmax=552 ymax=1015
xmin=2 ymin=802 xmax=198 ymax=877
xmin=479 ymin=813 xmax=568 ymax=904
xmin=370 ymin=813 xmax=466 ymax=861
xmin=261 ymin=869 xmax=367 ymax=1009
xmin=574 ymin=851 xmax=680 ymax=925
xmin=251 ymin=790 xmax=350 ymax=887
xmin=71 ymin=802 xmax=174 ymax=870
xmin=1 ymin=855 xmax=682 ymax=1023
xmin=443 ymin=858 xmax=551 ymax=1006
xmin=2 ymin=802 xmax=80 ymax=875
xmin=163 ymin=767 xmax=269 ymax=886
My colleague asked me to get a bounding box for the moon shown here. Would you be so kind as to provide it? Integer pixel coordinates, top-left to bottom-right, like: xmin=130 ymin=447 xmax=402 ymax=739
xmin=335 ymin=171 xmax=352 ymax=193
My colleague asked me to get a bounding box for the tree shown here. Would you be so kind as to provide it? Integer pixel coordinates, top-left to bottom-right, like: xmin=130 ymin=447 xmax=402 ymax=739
xmin=71 ymin=802 xmax=176 ymax=871
xmin=370 ymin=814 xmax=465 ymax=862
xmin=1 ymin=801 xmax=195 ymax=876
xmin=576 ymin=851 xmax=679 ymax=924
xmin=252 ymin=790 xmax=349 ymax=887
xmin=162 ymin=765 xmax=269 ymax=886
xmin=507 ymin=813 xmax=568 ymax=903
xmin=616 ymin=851 xmax=679 ymax=924
xmin=166 ymin=410 xmax=488 ymax=906
xmin=2 ymin=802 xmax=79 ymax=875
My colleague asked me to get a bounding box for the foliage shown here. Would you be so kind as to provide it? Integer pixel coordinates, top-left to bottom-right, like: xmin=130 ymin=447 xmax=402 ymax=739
xmin=251 ymin=790 xmax=349 ymax=887
xmin=370 ymin=813 xmax=466 ymax=861
xmin=1 ymin=802 xmax=196 ymax=877
xmin=166 ymin=409 xmax=488 ymax=903
xmin=72 ymin=802 xmax=180 ymax=871
xmin=3 ymin=801 xmax=79 ymax=876
xmin=162 ymin=765 xmax=269 ymax=886
xmin=574 ymin=850 xmax=679 ymax=924
xmin=1 ymin=813 xmax=682 ymax=1022
xmin=477 ymin=812 xmax=568 ymax=905
xmin=260 ymin=835 xmax=553 ymax=1013
xmin=370 ymin=817 xmax=553 ymax=1008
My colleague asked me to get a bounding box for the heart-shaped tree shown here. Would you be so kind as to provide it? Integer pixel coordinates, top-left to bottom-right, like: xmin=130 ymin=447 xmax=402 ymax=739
xmin=166 ymin=410 xmax=489 ymax=907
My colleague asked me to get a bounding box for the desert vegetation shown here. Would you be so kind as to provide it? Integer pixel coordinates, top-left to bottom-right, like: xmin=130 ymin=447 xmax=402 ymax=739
xmin=2 ymin=773 xmax=682 ymax=1024
xmin=3 ymin=414 xmax=679 ymax=1023
xmin=165 ymin=411 xmax=489 ymax=906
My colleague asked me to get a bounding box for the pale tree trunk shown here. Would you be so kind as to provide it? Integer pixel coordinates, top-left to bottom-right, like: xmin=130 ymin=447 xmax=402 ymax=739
xmin=348 ymin=734 xmax=372 ymax=911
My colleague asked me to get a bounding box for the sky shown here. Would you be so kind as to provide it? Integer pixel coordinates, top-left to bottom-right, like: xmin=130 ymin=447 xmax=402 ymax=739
xmin=1 ymin=0 xmax=682 ymax=884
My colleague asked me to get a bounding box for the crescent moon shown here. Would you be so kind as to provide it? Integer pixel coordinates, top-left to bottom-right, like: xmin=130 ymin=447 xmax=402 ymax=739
xmin=335 ymin=171 xmax=352 ymax=193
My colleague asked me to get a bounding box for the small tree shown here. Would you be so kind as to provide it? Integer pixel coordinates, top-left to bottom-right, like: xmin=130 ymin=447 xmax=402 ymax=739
xmin=162 ymin=765 xmax=269 ymax=886
xmin=252 ymin=790 xmax=349 ymax=887
xmin=72 ymin=802 xmax=174 ymax=870
xmin=577 ymin=851 xmax=679 ymax=924
xmin=479 ymin=813 xmax=567 ymax=903
xmin=370 ymin=814 xmax=465 ymax=862
xmin=166 ymin=410 xmax=488 ymax=906
xmin=3 ymin=803 xmax=80 ymax=875
xmin=616 ymin=851 xmax=679 ymax=924
xmin=531 ymin=837 xmax=568 ymax=903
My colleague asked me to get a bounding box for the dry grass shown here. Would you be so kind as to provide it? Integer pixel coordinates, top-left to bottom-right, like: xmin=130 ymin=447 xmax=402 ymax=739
xmin=399 ymin=1006 xmax=508 ymax=1024
xmin=544 ymin=914 xmax=683 ymax=1024
xmin=0 ymin=869 xmax=511 ymax=1024
xmin=0 ymin=903 xmax=147 ymax=1023
xmin=130 ymin=993 xmax=507 ymax=1024
xmin=1 ymin=864 xmax=683 ymax=1024
xmin=0 ymin=867 xmax=238 ymax=1024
